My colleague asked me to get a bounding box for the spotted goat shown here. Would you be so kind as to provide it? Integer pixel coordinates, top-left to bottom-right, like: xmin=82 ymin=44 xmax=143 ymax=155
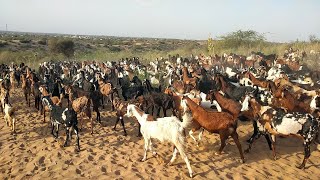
xmin=241 ymin=94 xmax=320 ymax=169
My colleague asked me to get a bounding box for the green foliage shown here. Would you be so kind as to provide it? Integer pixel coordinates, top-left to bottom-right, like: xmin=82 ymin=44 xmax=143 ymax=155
xmin=0 ymin=41 xmax=8 ymax=47
xmin=48 ymin=38 xmax=75 ymax=58
xmin=309 ymin=35 xmax=320 ymax=43
xmin=38 ymin=38 xmax=47 ymax=45
xmin=218 ymin=30 xmax=266 ymax=49
xmin=207 ymin=36 xmax=214 ymax=55
xmin=19 ymin=39 xmax=31 ymax=43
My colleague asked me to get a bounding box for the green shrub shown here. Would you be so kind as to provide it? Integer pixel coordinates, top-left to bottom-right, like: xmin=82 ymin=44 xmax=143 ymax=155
xmin=48 ymin=38 xmax=75 ymax=58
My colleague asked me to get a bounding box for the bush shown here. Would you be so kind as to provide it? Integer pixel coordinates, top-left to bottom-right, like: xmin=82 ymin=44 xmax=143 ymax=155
xmin=48 ymin=38 xmax=75 ymax=58
xmin=0 ymin=41 xmax=8 ymax=47
xmin=38 ymin=38 xmax=47 ymax=45
xmin=108 ymin=46 xmax=122 ymax=52
xmin=218 ymin=30 xmax=266 ymax=49
xmin=19 ymin=39 xmax=31 ymax=43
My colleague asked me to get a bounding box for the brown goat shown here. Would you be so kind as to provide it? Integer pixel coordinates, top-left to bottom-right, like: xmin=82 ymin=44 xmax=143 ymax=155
xmin=206 ymin=90 xmax=241 ymax=119
xmin=71 ymin=95 xmax=93 ymax=134
xmin=272 ymin=88 xmax=312 ymax=113
xmin=182 ymin=96 xmax=245 ymax=162
xmin=112 ymin=96 xmax=146 ymax=136
xmin=182 ymin=67 xmax=197 ymax=88
xmin=97 ymin=76 xmax=114 ymax=110
xmin=245 ymin=72 xmax=276 ymax=91
xmin=21 ymin=74 xmax=31 ymax=107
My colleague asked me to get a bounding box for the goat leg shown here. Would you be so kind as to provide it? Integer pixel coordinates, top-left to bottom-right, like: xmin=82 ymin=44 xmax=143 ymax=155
xmin=162 ymin=106 xmax=167 ymax=117
xmin=51 ymin=122 xmax=56 ymax=138
xmin=113 ymin=116 xmax=120 ymax=131
xmin=110 ymin=93 xmax=115 ymax=111
xmin=64 ymin=128 xmax=70 ymax=147
xmin=168 ymin=146 xmax=178 ymax=165
xmin=247 ymin=121 xmax=259 ymax=143
xmin=245 ymin=131 xmax=262 ymax=153
xmin=74 ymin=125 xmax=80 ymax=152
xmin=137 ymin=124 xmax=142 ymax=137
xmin=141 ymin=139 xmax=149 ymax=162
xmin=55 ymin=124 xmax=59 ymax=139
xmin=231 ymin=131 xmax=245 ymax=163
xmin=120 ymin=116 xmax=127 ymax=136
xmin=96 ymin=109 xmax=101 ymax=123
xmin=271 ymin=135 xmax=277 ymax=160
xmin=90 ymin=118 xmax=93 ymax=135
xmin=157 ymin=106 xmax=161 ymax=117
xmin=216 ymin=132 xmax=227 ymax=155
xmin=297 ymin=142 xmax=311 ymax=169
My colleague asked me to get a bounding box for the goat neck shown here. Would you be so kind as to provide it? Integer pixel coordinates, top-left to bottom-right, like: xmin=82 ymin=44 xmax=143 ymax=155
xmin=127 ymin=105 xmax=150 ymax=126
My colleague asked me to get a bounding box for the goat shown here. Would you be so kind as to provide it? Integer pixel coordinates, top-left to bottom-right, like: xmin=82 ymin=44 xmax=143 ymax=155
xmin=41 ymin=96 xmax=80 ymax=151
xmin=182 ymin=67 xmax=197 ymax=88
xmin=97 ymin=75 xmax=115 ymax=110
xmin=112 ymin=96 xmax=145 ymax=136
xmin=70 ymin=95 xmax=94 ymax=134
xmin=181 ymin=96 xmax=245 ymax=163
xmin=241 ymin=94 xmax=320 ymax=169
xmin=21 ymin=74 xmax=31 ymax=107
xmin=143 ymin=92 xmax=175 ymax=117
xmin=39 ymin=85 xmax=61 ymax=122
xmin=65 ymin=85 xmax=101 ymax=123
xmin=0 ymin=89 xmax=16 ymax=133
xmin=126 ymin=104 xmax=193 ymax=178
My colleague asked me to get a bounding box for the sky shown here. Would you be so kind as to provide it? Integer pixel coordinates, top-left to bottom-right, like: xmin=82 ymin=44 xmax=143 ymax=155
xmin=0 ymin=0 xmax=319 ymax=42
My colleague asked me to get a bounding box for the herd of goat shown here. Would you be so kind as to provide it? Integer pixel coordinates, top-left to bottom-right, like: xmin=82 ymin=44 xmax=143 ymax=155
xmin=0 ymin=50 xmax=320 ymax=177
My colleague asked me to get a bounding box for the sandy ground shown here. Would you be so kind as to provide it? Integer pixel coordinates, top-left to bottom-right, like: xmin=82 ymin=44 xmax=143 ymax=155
xmin=1 ymin=88 xmax=320 ymax=180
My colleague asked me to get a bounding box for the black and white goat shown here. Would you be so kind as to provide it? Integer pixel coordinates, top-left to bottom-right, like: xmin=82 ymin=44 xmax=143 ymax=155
xmin=42 ymin=96 xmax=80 ymax=151
xmin=241 ymin=94 xmax=320 ymax=169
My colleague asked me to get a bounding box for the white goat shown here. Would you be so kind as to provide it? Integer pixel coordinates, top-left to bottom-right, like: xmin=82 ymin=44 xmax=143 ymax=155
xmin=126 ymin=104 xmax=193 ymax=178
xmin=1 ymin=90 xmax=16 ymax=133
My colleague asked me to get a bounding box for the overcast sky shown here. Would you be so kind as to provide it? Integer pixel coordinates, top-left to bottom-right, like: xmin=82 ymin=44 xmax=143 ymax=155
xmin=0 ymin=0 xmax=319 ymax=42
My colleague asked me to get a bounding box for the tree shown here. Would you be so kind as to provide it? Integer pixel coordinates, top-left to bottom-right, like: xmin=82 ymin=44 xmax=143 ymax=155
xmin=309 ymin=35 xmax=319 ymax=43
xmin=218 ymin=30 xmax=265 ymax=49
xmin=207 ymin=34 xmax=214 ymax=55
xmin=48 ymin=38 xmax=75 ymax=58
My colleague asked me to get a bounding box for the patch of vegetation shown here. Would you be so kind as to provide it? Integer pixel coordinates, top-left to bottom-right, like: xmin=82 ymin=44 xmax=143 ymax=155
xmin=0 ymin=30 xmax=319 ymax=71
xmin=48 ymin=38 xmax=75 ymax=58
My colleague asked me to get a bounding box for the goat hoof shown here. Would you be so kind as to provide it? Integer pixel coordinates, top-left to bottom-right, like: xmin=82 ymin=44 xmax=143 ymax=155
xmin=124 ymin=133 xmax=127 ymax=136
xmin=215 ymin=152 xmax=222 ymax=156
xmin=140 ymin=158 xmax=146 ymax=162
xmin=296 ymin=165 xmax=305 ymax=169
xmin=189 ymin=173 xmax=193 ymax=178
xmin=166 ymin=162 xmax=173 ymax=166
xmin=244 ymin=149 xmax=250 ymax=154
